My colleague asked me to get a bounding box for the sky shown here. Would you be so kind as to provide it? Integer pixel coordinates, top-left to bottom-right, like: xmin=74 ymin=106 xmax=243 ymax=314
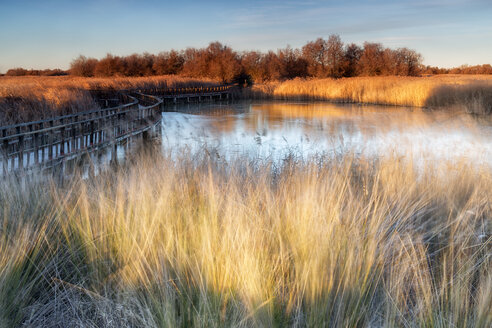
xmin=0 ymin=0 xmax=491 ymax=73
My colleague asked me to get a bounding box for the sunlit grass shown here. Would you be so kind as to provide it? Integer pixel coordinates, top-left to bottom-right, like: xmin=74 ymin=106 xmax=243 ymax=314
xmin=0 ymin=149 xmax=490 ymax=327
xmin=2 ymin=75 xmax=492 ymax=125
xmin=247 ymin=75 xmax=492 ymax=114
xmin=0 ymin=75 xmax=218 ymax=125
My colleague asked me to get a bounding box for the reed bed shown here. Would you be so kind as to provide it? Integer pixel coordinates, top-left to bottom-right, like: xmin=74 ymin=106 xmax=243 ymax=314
xmin=0 ymin=76 xmax=218 ymax=125
xmin=246 ymin=75 xmax=492 ymax=114
xmin=0 ymin=149 xmax=490 ymax=327
xmin=2 ymin=75 xmax=492 ymax=125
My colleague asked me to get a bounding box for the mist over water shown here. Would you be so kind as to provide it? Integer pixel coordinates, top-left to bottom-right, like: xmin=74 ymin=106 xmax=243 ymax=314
xmin=161 ymin=101 xmax=492 ymax=165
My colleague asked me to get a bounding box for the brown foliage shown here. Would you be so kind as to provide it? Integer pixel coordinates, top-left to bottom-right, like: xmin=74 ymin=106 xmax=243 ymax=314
xmin=153 ymin=50 xmax=184 ymax=75
xmin=65 ymin=39 xmax=425 ymax=82
xmin=181 ymin=42 xmax=241 ymax=82
xmin=33 ymin=38 xmax=480 ymax=83
xmin=343 ymin=43 xmax=362 ymax=77
xmin=70 ymin=56 xmax=98 ymax=77
xmin=358 ymin=42 xmax=386 ymax=76
xmin=6 ymin=68 xmax=67 ymax=77
xmin=94 ymin=54 xmax=124 ymax=77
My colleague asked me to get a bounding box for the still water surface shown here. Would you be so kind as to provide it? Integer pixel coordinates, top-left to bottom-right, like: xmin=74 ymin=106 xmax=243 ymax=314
xmin=161 ymin=101 xmax=492 ymax=165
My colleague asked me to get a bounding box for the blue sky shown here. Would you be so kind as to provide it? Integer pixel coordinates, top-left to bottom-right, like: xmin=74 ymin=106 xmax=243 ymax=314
xmin=1 ymin=0 xmax=491 ymax=73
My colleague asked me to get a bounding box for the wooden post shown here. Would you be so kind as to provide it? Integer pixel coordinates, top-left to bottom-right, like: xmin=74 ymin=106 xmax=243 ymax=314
xmin=26 ymin=125 xmax=32 ymax=168
xmin=48 ymin=122 xmax=54 ymax=160
xmin=110 ymin=142 xmax=118 ymax=166
xmin=2 ymin=134 xmax=8 ymax=175
xmin=71 ymin=124 xmax=76 ymax=153
xmin=81 ymin=123 xmax=85 ymax=149
xmin=60 ymin=126 xmax=65 ymax=155
xmin=34 ymin=132 xmax=39 ymax=165
xmin=16 ymin=127 xmax=24 ymax=170
xmin=18 ymin=135 xmax=24 ymax=170
xmin=41 ymin=130 xmax=45 ymax=164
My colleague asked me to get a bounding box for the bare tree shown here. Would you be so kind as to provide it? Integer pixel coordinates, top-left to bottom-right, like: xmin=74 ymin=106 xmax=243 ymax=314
xmin=302 ymin=38 xmax=328 ymax=77
xmin=94 ymin=54 xmax=123 ymax=77
xmin=206 ymin=42 xmax=241 ymax=82
xmin=358 ymin=42 xmax=385 ymax=76
xmin=153 ymin=50 xmax=184 ymax=75
xmin=343 ymin=43 xmax=362 ymax=77
xmin=326 ymin=34 xmax=345 ymax=78
xmin=396 ymin=48 xmax=422 ymax=76
xmin=241 ymin=51 xmax=266 ymax=82
xmin=70 ymin=56 xmax=97 ymax=77
xmin=278 ymin=46 xmax=308 ymax=79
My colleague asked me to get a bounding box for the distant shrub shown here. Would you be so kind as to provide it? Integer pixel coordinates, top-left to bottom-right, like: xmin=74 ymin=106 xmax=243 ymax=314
xmin=70 ymin=56 xmax=98 ymax=77
xmin=5 ymin=68 xmax=67 ymax=77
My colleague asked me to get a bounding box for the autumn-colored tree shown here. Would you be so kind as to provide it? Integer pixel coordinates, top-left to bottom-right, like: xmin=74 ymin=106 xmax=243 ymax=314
xmin=181 ymin=47 xmax=208 ymax=78
xmin=277 ymin=46 xmax=308 ymax=79
xmin=394 ymin=48 xmax=422 ymax=76
xmin=343 ymin=43 xmax=362 ymax=77
xmin=325 ymin=35 xmax=345 ymax=78
xmin=263 ymin=51 xmax=284 ymax=81
xmin=358 ymin=42 xmax=385 ymax=76
xmin=206 ymin=42 xmax=241 ymax=82
xmin=94 ymin=54 xmax=124 ymax=77
xmin=60 ymin=37 xmax=449 ymax=81
xmin=70 ymin=56 xmax=98 ymax=77
xmin=153 ymin=50 xmax=184 ymax=75
xmin=241 ymin=51 xmax=267 ymax=82
xmin=302 ymin=38 xmax=328 ymax=77
xmin=124 ymin=54 xmax=139 ymax=77
xmin=301 ymin=35 xmax=345 ymax=78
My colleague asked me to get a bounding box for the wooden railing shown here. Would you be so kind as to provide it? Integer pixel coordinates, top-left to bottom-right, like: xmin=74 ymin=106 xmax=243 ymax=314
xmin=0 ymin=85 xmax=233 ymax=175
xmin=0 ymin=93 xmax=161 ymax=174
xmin=135 ymin=85 xmax=233 ymax=96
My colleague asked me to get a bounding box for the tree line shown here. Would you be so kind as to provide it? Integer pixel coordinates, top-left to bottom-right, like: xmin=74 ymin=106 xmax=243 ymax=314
xmin=4 ymin=68 xmax=68 ymax=77
xmin=422 ymin=64 xmax=492 ymax=75
xmin=69 ymin=35 xmax=424 ymax=83
xmin=3 ymin=35 xmax=491 ymax=81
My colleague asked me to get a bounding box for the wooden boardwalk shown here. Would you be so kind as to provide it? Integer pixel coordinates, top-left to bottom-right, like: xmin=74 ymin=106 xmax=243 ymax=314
xmin=0 ymin=85 xmax=233 ymax=175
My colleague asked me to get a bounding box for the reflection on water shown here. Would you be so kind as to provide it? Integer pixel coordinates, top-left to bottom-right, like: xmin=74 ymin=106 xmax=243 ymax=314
xmin=161 ymin=101 xmax=492 ymax=164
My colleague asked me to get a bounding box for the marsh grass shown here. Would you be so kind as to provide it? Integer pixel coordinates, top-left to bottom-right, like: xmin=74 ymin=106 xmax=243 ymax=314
xmin=2 ymin=75 xmax=492 ymax=125
xmin=246 ymin=75 xmax=492 ymax=114
xmin=0 ymin=76 xmax=218 ymax=125
xmin=0 ymin=149 xmax=490 ymax=327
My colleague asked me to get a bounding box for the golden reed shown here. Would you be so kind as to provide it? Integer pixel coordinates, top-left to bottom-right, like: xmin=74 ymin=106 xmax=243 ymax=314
xmin=245 ymin=75 xmax=492 ymax=114
xmin=0 ymin=150 xmax=490 ymax=327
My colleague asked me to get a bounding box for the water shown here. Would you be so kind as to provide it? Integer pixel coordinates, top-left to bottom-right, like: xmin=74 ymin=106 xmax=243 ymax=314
xmin=161 ymin=101 xmax=492 ymax=165
xmin=4 ymin=101 xmax=490 ymax=176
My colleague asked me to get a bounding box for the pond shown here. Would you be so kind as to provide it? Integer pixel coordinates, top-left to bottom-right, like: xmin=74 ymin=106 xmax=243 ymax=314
xmin=4 ymin=100 xmax=491 ymax=177
xmin=161 ymin=101 xmax=492 ymax=165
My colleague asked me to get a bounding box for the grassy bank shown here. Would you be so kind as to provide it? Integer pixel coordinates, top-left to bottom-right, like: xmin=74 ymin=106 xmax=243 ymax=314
xmin=0 ymin=150 xmax=490 ymax=327
xmin=0 ymin=76 xmax=218 ymax=125
xmin=245 ymin=75 xmax=492 ymax=114
xmin=2 ymin=75 xmax=492 ymax=125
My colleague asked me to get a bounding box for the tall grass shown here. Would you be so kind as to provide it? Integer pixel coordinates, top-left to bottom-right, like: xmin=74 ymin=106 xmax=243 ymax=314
xmin=0 ymin=76 xmax=218 ymax=125
xmin=2 ymin=75 xmax=492 ymax=125
xmin=246 ymin=75 xmax=492 ymax=114
xmin=0 ymin=149 xmax=490 ymax=327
